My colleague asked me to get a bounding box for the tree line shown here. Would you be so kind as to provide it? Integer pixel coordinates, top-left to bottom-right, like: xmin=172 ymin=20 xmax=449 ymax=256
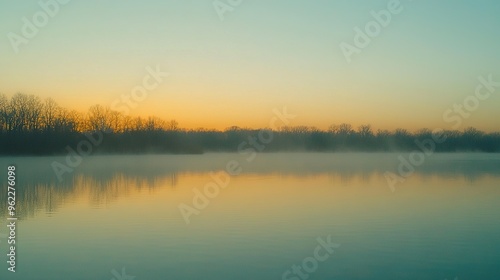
xmin=1 ymin=93 xmax=499 ymax=155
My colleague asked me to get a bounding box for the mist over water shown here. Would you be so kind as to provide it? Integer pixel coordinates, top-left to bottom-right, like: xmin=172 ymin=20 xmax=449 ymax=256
xmin=0 ymin=153 xmax=499 ymax=280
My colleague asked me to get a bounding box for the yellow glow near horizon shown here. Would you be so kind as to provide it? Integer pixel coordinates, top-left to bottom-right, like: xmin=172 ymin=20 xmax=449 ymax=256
xmin=1 ymin=1 xmax=500 ymax=132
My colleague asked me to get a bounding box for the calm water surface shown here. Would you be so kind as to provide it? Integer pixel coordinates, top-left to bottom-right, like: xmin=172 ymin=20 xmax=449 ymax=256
xmin=0 ymin=153 xmax=499 ymax=280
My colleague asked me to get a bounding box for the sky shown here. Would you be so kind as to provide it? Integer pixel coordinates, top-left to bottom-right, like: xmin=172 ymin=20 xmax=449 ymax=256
xmin=1 ymin=0 xmax=500 ymax=131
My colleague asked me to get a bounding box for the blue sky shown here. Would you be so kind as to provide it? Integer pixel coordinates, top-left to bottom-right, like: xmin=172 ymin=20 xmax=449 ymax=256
xmin=1 ymin=0 xmax=499 ymax=130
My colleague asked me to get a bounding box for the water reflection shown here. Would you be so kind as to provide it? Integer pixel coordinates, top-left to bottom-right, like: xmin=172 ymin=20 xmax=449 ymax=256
xmin=0 ymin=153 xmax=499 ymax=280
xmin=1 ymin=153 xmax=499 ymax=220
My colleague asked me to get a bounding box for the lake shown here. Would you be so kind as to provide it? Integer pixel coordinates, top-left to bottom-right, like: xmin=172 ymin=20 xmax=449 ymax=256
xmin=0 ymin=153 xmax=499 ymax=280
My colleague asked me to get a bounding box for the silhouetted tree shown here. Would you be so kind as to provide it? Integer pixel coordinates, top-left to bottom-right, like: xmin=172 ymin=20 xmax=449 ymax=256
xmin=0 ymin=93 xmax=499 ymax=155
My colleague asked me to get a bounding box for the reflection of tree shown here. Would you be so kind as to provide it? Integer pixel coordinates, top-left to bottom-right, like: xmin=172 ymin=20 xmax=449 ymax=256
xmin=0 ymin=171 xmax=177 ymax=220
xmin=0 ymin=154 xmax=499 ymax=220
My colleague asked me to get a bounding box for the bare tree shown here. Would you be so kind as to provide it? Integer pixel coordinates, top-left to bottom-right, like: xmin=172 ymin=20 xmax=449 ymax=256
xmin=121 ymin=115 xmax=134 ymax=132
xmin=357 ymin=124 xmax=373 ymax=138
xmin=167 ymin=120 xmax=179 ymax=131
xmin=328 ymin=124 xmax=339 ymax=134
xmin=145 ymin=116 xmax=166 ymax=131
xmin=338 ymin=123 xmax=353 ymax=135
xmin=130 ymin=116 xmax=146 ymax=131
xmin=108 ymin=110 xmax=124 ymax=132
xmin=10 ymin=93 xmax=29 ymax=131
xmin=0 ymin=93 xmax=10 ymax=131
xmin=25 ymin=95 xmax=43 ymax=131
xmin=41 ymin=98 xmax=60 ymax=131
xmin=88 ymin=105 xmax=111 ymax=131
xmin=54 ymin=108 xmax=82 ymax=132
